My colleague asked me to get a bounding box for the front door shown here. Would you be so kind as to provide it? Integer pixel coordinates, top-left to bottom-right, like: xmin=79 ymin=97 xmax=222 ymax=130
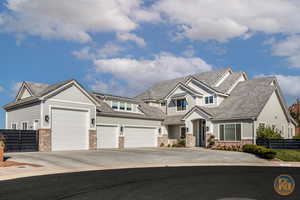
xmin=195 ymin=119 xmax=206 ymax=147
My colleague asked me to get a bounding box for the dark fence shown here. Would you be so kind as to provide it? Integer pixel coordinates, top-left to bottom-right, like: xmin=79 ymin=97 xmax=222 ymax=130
xmin=0 ymin=129 xmax=38 ymax=152
xmin=256 ymin=139 xmax=300 ymax=149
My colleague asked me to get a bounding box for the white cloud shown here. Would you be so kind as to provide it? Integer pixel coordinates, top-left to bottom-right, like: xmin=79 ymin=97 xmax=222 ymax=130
xmin=73 ymin=43 xmax=124 ymax=60
xmin=271 ymin=35 xmax=300 ymax=68
xmin=154 ymin=0 xmax=300 ymax=42
xmin=117 ymin=32 xmax=146 ymax=47
xmin=256 ymin=74 xmax=300 ymax=101
xmin=182 ymin=45 xmax=195 ymax=57
xmin=92 ymin=52 xmax=212 ymax=95
xmin=0 ymin=0 xmax=158 ymax=43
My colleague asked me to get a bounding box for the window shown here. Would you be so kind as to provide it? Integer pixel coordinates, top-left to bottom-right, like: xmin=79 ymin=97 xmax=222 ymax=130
xmin=180 ymin=127 xmax=186 ymax=139
xmin=161 ymin=102 xmax=166 ymax=107
xmin=126 ymin=103 xmax=132 ymax=111
xmin=205 ymin=96 xmax=214 ymax=104
xmin=219 ymin=123 xmax=241 ymax=141
xmin=112 ymin=101 xmax=118 ymax=110
xmin=119 ymin=102 xmax=125 ymax=110
xmin=176 ymin=99 xmax=187 ymax=111
xmin=22 ymin=122 xmax=28 ymax=130
xmin=11 ymin=123 xmax=17 ymax=130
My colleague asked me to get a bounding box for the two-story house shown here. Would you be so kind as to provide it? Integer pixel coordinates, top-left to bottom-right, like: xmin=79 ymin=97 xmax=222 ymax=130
xmin=3 ymin=68 xmax=296 ymax=151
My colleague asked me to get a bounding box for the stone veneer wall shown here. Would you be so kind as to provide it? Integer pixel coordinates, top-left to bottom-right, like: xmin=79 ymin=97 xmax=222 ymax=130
xmin=215 ymin=139 xmax=254 ymax=147
xmin=157 ymin=135 xmax=168 ymax=147
xmin=38 ymin=129 xmax=51 ymax=152
xmin=89 ymin=130 xmax=97 ymax=150
xmin=186 ymin=134 xmax=196 ymax=147
xmin=119 ymin=136 xmax=124 ymax=149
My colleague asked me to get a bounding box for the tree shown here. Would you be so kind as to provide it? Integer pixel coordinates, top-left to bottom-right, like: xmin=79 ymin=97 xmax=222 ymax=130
xmin=256 ymin=126 xmax=283 ymax=139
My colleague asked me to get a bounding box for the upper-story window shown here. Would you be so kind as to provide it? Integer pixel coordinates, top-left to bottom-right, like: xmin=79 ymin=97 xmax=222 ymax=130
xmin=126 ymin=103 xmax=132 ymax=111
xmin=161 ymin=102 xmax=166 ymax=107
xmin=11 ymin=123 xmax=17 ymax=130
xmin=205 ymin=96 xmax=214 ymax=104
xmin=111 ymin=101 xmax=135 ymax=112
xmin=112 ymin=101 xmax=119 ymax=110
xmin=177 ymin=99 xmax=187 ymax=111
xmin=119 ymin=102 xmax=125 ymax=110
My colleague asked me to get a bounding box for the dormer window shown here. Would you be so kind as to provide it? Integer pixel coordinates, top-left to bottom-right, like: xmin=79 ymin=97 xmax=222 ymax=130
xmin=177 ymin=99 xmax=187 ymax=111
xmin=126 ymin=103 xmax=132 ymax=111
xmin=112 ymin=101 xmax=118 ymax=110
xmin=119 ymin=102 xmax=125 ymax=110
xmin=205 ymin=96 xmax=214 ymax=104
xmin=111 ymin=101 xmax=135 ymax=112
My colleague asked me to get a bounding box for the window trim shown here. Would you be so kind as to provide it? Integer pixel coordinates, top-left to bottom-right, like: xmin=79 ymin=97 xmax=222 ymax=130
xmin=126 ymin=103 xmax=132 ymax=111
xmin=204 ymin=95 xmax=214 ymax=105
xmin=176 ymin=98 xmax=187 ymax=112
xmin=11 ymin=122 xmax=17 ymax=130
xmin=112 ymin=101 xmax=119 ymax=110
xmin=21 ymin=121 xmax=29 ymax=130
xmin=219 ymin=123 xmax=242 ymax=142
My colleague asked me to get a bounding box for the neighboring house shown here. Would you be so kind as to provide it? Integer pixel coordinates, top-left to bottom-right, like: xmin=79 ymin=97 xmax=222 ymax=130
xmin=3 ymin=68 xmax=296 ymax=151
xmin=289 ymin=101 xmax=300 ymax=135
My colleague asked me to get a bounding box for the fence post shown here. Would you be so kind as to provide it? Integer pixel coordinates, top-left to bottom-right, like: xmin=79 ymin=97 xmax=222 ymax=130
xmin=267 ymin=139 xmax=271 ymax=148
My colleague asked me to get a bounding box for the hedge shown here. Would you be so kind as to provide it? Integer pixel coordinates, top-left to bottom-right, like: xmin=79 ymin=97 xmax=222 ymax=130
xmin=242 ymin=144 xmax=276 ymax=159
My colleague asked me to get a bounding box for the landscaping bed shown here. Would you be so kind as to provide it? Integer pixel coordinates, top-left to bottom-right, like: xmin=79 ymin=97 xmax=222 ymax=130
xmin=273 ymin=149 xmax=300 ymax=162
xmin=0 ymin=160 xmax=42 ymax=168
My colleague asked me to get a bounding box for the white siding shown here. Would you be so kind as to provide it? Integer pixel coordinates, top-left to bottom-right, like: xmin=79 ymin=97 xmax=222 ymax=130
xmin=6 ymin=103 xmax=41 ymax=130
xmin=256 ymin=91 xmax=291 ymax=138
xmin=49 ymin=85 xmax=94 ymax=104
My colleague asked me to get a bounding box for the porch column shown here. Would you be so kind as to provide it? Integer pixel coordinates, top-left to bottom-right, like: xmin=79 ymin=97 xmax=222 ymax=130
xmin=157 ymin=125 xmax=168 ymax=147
xmin=185 ymin=120 xmax=196 ymax=147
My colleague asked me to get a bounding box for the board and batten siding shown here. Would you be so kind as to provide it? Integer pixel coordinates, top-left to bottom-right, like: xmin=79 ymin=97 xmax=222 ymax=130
xmin=6 ymin=102 xmax=41 ymax=130
xmin=212 ymin=120 xmax=254 ymax=140
xmin=256 ymin=91 xmax=293 ymax=138
xmin=97 ymin=116 xmax=162 ymax=127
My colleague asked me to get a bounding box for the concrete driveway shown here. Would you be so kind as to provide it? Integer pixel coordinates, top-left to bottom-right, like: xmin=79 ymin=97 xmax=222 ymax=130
xmin=6 ymin=148 xmax=268 ymax=170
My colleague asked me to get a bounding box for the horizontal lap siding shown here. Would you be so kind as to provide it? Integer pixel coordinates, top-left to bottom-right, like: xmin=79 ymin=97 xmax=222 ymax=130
xmin=97 ymin=116 xmax=161 ymax=127
xmin=6 ymin=103 xmax=41 ymax=130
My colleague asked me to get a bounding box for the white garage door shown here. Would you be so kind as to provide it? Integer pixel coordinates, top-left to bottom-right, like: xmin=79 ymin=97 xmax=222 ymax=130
xmin=124 ymin=127 xmax=157 ymax=148
xmin=52 ymin=108 xmax=89 ymax=151
xmin=97 ymin=125 xmax=118 ymax=148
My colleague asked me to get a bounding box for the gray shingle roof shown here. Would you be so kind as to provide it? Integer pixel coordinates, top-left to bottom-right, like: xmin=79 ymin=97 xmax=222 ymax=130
xmin=163 ymin=114 xmax=185 ymax=125
xmin=214 ymin=72 xmax=244 ymax=93
xmin=211 ymin=77 xmax=276 ymax=121
xmin=135 ymin=68 xmax=230 ymax=100
xmin=4 ymin=79 xmax=83 ymax=110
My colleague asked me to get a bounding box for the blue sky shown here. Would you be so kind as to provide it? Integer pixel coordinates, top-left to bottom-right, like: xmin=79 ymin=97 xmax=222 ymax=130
xmin=1 ymin=0 xmax=300 ymax=128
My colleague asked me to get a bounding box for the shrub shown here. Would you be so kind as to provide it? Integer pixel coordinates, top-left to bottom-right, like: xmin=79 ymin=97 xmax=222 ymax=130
xmin=0 ymin=133 xmax=5 ymax=149
xmin=256 ymin=126 xmax=283 ymax=139
xmin=293 ymin=135 xmax=300 ymax=139
xmin=242 ymin=144 xmax=276 ymax=159
xmin=207 ymin=135 xmax=215 ymax=148
xmin=173 ymin=139 xmax=186 ymax=147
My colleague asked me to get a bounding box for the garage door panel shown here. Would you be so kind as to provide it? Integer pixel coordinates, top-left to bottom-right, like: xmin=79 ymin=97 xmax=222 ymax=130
xmin=97 ymin=125 xmax=118 ymax=148
xmin=52 ymin=108 xmax=88 ymax=151
xmin=124 ymin=127 xmax=156 ymax=148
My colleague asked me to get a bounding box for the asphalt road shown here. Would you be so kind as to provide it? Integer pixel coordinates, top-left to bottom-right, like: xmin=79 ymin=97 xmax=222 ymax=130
xmin=0 ymin=166 xmax=299 ymax=200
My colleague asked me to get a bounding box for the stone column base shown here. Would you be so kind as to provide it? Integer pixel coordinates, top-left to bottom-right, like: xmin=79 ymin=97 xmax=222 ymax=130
xmin=38 ymin=129 xmax=51 ymax=152
xmin=157 ymin=135 xmax=168 ymax=147
xmin=119 ymin=136 xmax=124 ymax=149
xmin=186 ymin=133 xmax=196 ymax=147
xmin=89 ymin=130 xmax=97 ymax=150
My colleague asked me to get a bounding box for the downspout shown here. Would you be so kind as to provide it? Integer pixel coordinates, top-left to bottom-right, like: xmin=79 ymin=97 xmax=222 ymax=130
xmin=252 ymin=117 xmax=256 ymax=144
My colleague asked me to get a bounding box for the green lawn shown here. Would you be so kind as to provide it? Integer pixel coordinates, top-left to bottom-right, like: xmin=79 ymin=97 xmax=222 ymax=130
xmin=274 ymin=149 xmax=300 ymax=162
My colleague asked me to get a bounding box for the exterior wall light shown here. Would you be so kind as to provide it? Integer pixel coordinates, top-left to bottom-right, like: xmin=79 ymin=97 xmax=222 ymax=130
xmin=91 ymin=118 xmax=95 ymax=126
xmin=45 ymin=115 xmax=49 ymax=122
